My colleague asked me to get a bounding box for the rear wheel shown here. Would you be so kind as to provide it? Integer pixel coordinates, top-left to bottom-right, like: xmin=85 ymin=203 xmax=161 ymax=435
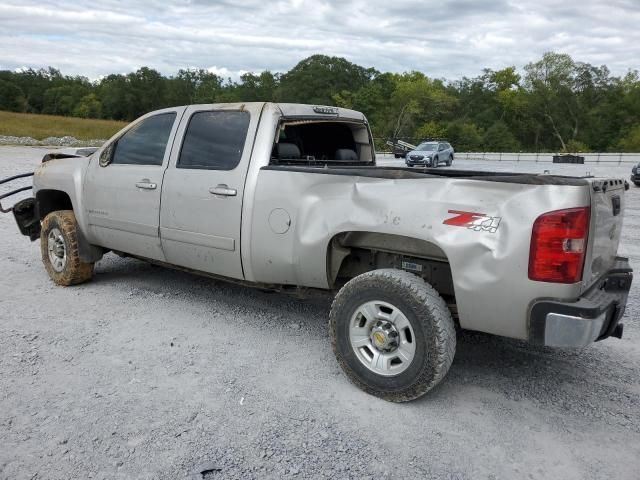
xmin=329 ymin=269 xmax=456 ymax=402
xmin=40 ymin=210 xmax=94 ymax=286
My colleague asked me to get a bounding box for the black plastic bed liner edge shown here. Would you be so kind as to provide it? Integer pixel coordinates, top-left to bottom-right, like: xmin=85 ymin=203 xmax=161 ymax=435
xmin=261 ymin=165 xmax=589 ymax=186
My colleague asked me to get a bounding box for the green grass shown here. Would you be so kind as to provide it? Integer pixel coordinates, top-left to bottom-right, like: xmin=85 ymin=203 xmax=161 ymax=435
xmin=0 ymin=111 xmax=127 ymax=140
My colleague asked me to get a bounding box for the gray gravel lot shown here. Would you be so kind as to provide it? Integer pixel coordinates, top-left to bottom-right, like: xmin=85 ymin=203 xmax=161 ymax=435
xmin=1 ymin=146 xmax=639 ymax=480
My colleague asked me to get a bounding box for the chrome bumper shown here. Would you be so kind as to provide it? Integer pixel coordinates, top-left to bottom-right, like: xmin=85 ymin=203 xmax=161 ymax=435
xmin=541 ymin=312 xmax=608 ymax=347
xmin=529 ymin=257 xmax=632 ymax=347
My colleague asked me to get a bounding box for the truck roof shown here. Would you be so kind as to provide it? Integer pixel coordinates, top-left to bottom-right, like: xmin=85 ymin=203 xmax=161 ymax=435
xmin=152 ymin=102 xmax=366 ymax=122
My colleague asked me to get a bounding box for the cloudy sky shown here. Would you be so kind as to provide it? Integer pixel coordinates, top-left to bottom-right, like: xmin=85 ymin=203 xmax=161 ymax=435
xmin=1 ymin=0 xmax=639 ymax=80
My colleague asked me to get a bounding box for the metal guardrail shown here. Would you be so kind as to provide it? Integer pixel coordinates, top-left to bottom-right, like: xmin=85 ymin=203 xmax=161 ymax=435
xmin=453 ymin=152 xmax=639 ymax=164
xmin=376 ymin=150 xmax=640 ymax=164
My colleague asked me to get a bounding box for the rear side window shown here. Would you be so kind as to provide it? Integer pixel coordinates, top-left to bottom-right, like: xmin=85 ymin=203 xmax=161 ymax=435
xmin=111 ymin=113 xmax=176 ymax=166
xmin=178 ymin=111 xmax=250 ymax=170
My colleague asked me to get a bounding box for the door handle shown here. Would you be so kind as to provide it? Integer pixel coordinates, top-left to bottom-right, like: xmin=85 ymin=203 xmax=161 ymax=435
xmin=136 ymin=180 xmax=157 ymax=190
xmin=209 ymin=185 xmax=237 ymax=197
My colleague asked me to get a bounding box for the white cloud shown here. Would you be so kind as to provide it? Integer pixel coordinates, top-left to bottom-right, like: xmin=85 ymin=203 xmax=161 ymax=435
xmin=0 ymin=0 xmax=639 ymax=80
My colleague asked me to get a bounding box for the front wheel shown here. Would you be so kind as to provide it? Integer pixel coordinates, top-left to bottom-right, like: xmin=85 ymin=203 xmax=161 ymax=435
xmin=329 ymin=269 xmax=456 ymax=402
xmin=432 ymin=156 xmax=439 ymax=167
xmin=40 ymin=210 xmax=94 ymax=286
xmin=447 ymin=154 xmax=453 ymax=166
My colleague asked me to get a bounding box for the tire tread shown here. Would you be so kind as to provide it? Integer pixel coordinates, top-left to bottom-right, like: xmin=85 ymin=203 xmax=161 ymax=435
xmin=329 ymin=268 xmax=456 ymax=402
xmin=40 ymin=210 xmax=94 ymax=286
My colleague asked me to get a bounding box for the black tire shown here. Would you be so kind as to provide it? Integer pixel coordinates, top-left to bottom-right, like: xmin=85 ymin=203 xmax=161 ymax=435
xmin=329 ymin=269 xmax=456 ymax=402
xmin=40 ymin=210 xmax=94 ymax=286
xmin=432 ymin=155 xmax=439 ymax=167
xmin=447 ymin=154 xmax=453 ymax=166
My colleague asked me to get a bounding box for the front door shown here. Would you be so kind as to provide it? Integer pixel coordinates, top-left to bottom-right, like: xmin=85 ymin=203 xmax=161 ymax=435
xmin=83 ymin=108 xmax=184 ymax=260
xmin=159 ymin=103 xmax=263 ymax=279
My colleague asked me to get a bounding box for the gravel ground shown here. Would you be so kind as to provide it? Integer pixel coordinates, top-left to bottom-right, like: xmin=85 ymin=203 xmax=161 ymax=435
xmin=1 ymin=146 xmax=639 ymax=480
xmin=0 ymin=136 xmax=105 ymax=147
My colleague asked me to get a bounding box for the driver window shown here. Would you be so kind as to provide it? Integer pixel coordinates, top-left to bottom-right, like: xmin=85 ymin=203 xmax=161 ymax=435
xmin=103 ymin=113 xmax=176 ymax=167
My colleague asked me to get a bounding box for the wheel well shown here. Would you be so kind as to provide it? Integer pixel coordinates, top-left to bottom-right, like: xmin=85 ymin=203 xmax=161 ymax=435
xmin=327 ymin=232 xmax=456 ymax=302
xmin=36 ymin=190 xmax=73 ymax=220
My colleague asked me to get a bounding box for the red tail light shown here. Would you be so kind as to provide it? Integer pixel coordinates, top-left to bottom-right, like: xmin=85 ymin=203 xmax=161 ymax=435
xmin=528 ymin=207 xmax=590 ymax=283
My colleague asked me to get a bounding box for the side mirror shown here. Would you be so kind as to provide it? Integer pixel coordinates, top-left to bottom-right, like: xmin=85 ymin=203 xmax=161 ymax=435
xmin=99 ymin=141 xmax=116 ymax=167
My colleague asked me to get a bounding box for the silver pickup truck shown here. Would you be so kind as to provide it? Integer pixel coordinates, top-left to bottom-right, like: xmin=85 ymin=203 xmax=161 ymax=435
xmin=2 ymin=103 xmax=633 ymax=402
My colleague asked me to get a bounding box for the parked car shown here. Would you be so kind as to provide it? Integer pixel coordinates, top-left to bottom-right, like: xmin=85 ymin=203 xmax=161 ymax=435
xmin=1 ymin=103 xmax=633 ymax=402
xmin=631 ymin=163 xmax=640 ymax=186
xmin=406 ymin=141 xmax=454 ymax=167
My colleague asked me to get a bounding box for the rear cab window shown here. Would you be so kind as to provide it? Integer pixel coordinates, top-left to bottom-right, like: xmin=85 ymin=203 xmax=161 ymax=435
xmin=270 ymin=118 xmax=374 ymax=166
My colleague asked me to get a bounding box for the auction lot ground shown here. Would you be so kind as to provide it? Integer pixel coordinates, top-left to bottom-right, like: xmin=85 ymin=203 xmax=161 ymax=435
xmin=1 ymin=146 xmax=639 ymax=479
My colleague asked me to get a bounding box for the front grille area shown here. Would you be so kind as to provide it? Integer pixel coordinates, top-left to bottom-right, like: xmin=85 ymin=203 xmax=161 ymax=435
xmin=410 ymin=155 xmax=424 ymax=160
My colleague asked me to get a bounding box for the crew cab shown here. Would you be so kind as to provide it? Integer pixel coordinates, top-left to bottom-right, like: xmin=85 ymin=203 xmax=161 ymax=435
xmin=2 ymin=103 xmax=633 ymax=402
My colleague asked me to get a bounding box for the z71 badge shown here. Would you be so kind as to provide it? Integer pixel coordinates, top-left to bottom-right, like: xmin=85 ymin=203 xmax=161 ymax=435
xmin=443 ymin=210 xmax=501 ymax=233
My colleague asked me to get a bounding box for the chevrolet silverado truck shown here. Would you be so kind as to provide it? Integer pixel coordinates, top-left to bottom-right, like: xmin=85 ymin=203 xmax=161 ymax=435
xmin=1 ymin=103 xmax=633 ymax=402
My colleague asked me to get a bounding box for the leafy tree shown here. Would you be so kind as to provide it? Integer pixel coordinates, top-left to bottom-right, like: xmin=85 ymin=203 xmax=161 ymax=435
xmin=483 ymin=121 xmax=520 ymax=151
xmin=198 ymin=73 xmax=230 ymax=103
xmin=0 ymin=79 xmax=26 ymax=111
xmin=277 ymin=55 xmax=377 ymax=105
xmin=126 ymin=67 xmax=167 ymax=118
xmin=43 ymin=84 xmax=89 ymax=115
xmin=446 ymin=121 xmax=484 ymax=151
xmin=617 ymin=125 xmax=640 ymax=152
xmin=415 ymin=121 xmax=447 ymax=140
xmin=522 ymin=52 xmax=606 ymax=151
xmin=98 ymin=74 xmax=133 ymax=120
xmin=388 ymin=72 xmax=457 ymax=140
xmin=235 ymin=71 xmax=278 ymax=101
xmin=73 ymin=93 xmax=103 ymax=118
xmin=562 ymin=139 xmax=591 ymax=153
xmin=0 ymin=53 xmax=638 ymax=152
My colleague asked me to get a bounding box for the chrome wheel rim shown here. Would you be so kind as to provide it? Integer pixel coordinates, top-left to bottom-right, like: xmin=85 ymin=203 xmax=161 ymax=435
xmin=47 ymin=227 xmax=67 ymax=272
xmin=349 ymin=300 xmax=416 ymax=377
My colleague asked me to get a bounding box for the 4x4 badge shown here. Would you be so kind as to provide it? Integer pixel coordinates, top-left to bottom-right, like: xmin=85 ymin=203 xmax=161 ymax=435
xmin=443 ymin=210 xmax=501 ymax=233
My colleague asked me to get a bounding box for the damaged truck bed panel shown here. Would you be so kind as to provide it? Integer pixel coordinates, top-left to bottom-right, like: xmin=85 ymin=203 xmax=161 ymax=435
xmin=249 ymin=168 xmax=594 ymax=340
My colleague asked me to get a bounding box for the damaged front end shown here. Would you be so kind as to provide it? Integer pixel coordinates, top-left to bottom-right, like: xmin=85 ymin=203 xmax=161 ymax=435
xmin=0 ymin=172 xmax=40 ymax=240
xmin=0 ymin=148 xmax=97 ymax=241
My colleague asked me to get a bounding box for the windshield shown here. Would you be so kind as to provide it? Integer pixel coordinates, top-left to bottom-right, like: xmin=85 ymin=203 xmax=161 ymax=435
xmin=416 ymin=143 xmax=437 ymax=151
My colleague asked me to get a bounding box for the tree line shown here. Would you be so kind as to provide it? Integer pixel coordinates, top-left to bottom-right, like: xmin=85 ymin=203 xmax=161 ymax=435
xmin=1 ymin=52 xmax=639 ymax=152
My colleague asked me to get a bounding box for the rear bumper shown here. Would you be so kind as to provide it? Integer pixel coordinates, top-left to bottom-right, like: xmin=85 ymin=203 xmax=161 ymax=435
xmin=529 ymin=257 xmax=633 ymax=347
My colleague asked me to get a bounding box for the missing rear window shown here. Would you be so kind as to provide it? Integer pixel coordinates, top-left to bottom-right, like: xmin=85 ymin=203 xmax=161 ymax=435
xmin=271 ymin=120 xmax=374 ymax=166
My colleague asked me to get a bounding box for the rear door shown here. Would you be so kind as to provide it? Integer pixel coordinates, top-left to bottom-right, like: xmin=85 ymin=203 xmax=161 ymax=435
xmin=84 ymin=108 xmax=183 ymax=260
xmin=159 ymin=103 xmax=263 ymax=279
